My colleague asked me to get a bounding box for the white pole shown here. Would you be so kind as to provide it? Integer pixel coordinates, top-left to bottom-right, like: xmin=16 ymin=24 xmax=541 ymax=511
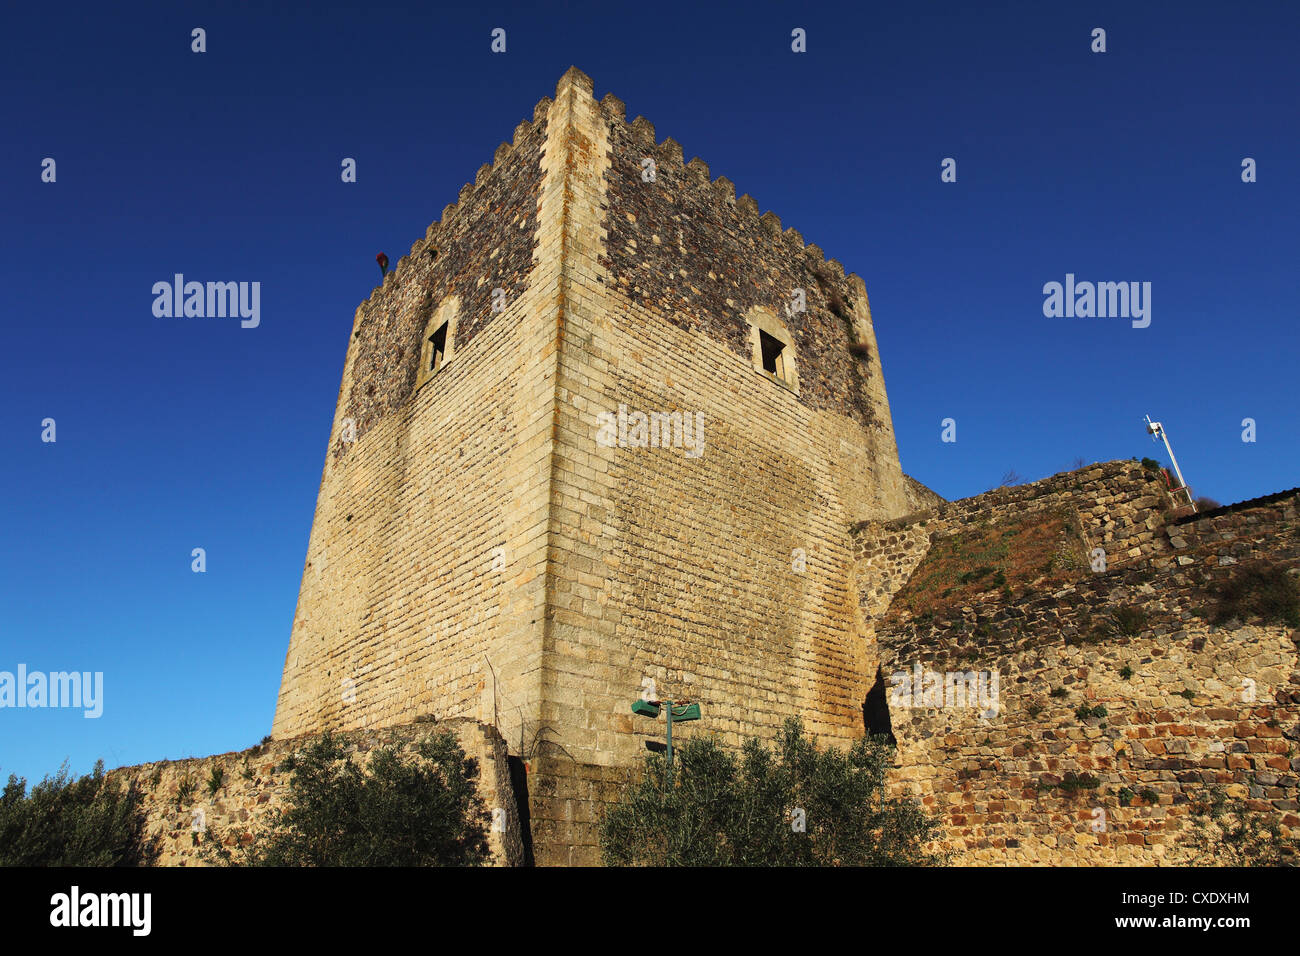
xmin=1145 ymin=415 xmax=1196 ymax=512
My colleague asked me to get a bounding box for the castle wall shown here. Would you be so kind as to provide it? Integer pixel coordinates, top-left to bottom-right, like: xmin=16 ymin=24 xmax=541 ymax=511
xmin=271 ymin=101 xmax=563 ymax=753
xmin=876 ymin=486 xmax=1300 ymax=864
xmin=524 ymin=70 xmax=913 ymax=864
xmin=851 ymin=461 xmax=1176 ymax=624
xmin=108 ymin=719 xmax=526 ymax=866
xmin=600 ymin=113 xmax=887 ymax=433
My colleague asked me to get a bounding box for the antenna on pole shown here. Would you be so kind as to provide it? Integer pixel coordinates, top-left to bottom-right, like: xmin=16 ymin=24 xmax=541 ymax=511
xmin=1144 ymin=415 xmax=1196 ymax=513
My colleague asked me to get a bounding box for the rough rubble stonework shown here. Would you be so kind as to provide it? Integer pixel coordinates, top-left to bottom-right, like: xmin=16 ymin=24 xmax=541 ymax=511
xmin=107 ymin=719 xmax=526 ymax=866
xmin=855 ymin=463 xmax=1299 ymax=864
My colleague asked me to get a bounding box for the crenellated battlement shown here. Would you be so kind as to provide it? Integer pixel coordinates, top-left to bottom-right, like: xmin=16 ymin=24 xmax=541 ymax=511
xmin=357 ymin=106 xmax=551 ymax=313
xmin=580 ymin=72 xmax=868 ymax=304
xmin=581 ymin=65 xmax=888 ymax=432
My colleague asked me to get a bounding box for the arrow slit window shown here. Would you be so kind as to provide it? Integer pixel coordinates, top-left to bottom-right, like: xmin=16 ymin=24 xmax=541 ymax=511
xmin=745 ymin=307 xmax=798 ymax=393
xmin=759 ymin=330 xmax=786 ymax=379
xmin=416 ymin=296 xmax=460 ymax=390
xmin=429 ymin=321 xmax=448 ymax=372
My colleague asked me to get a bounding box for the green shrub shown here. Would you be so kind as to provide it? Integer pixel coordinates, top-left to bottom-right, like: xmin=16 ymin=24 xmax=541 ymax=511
xmin=1119 ymin=665 xmax=1134 ymax=680
xmin=600 ymin=718 xmax=944 ymax=866
xmin=205 ymin=729 xmax=490 ymax=866
xmin=0 ymin=761 xmax=158 ymax=866
xmin=1210 ymin=563 xmax=1300 ymax=629
xmin=1186 ymin=785 xmax=1298 ymax=866
xmin=206 ymin=764 xmax=224 ymax=797
xmin=175 ymin=768 xmax=195 ymax=808
xmin=1057 ymin=772 xmax=1100 ymax=794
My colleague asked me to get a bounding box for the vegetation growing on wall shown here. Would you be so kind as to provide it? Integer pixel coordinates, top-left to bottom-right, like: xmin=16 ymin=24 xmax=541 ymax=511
xmin=600 ymin=718 xmax=944 ymax=866
xmin=0 ymin=760 xmax=158 ymax=866
xmin=202 ymin=729 xmax=490 ymax=866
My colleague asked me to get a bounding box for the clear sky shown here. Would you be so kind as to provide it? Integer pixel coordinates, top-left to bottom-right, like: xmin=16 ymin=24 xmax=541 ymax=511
xmin=1 ymin=1 xmax=1296 ymax=784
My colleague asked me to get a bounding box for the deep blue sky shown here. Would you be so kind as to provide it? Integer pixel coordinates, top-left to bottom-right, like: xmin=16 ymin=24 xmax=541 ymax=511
xmin=2 ymin=1 xmax=1296 ymax=783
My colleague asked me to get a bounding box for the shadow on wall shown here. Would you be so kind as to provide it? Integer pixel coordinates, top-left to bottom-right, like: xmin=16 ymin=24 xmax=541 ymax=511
xmin=863 ymin=665 xmax=896 ymax=746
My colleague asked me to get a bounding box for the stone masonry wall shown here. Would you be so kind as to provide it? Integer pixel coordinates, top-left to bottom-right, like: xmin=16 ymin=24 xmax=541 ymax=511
xmin=108 ymin=719 xmax=526 ymax=866
xmin=851 ymin=461 xmax=1175 ymax=626
xmin=903 ymin=474 xmax=945 ymax=512
xmin=601 ymin=110 xmax=883 ymax=429
xmin=523 ymin=70 xmax=914 ymax=863
xmin=876 ymin=486 xmax=1300 ymax=864
xmin=272 ymin=95 xmax=565 ymax=752
xmin=339 ymin=114 xmax=546 ymax=448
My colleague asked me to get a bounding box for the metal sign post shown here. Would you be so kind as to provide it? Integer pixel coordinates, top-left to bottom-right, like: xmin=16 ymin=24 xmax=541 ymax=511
xmin=630 ymin=694 xmax=702 ymax=788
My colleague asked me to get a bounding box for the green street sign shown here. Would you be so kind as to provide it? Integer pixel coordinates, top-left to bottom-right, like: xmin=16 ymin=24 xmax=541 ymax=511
xmin=669 ymin=702 xmax=701 ymax=722
xmin=631 ymin=699 xmax=661 ymax=718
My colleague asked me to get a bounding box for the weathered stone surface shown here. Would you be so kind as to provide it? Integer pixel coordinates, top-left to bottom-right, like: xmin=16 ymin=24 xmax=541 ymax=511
xmin=267 ymin=67 xmax=914 ymax=866
xmin=108 ymin=719 xmax=526 ymax=866
xmin=858 ymin=475 xmax=1300 ymax=865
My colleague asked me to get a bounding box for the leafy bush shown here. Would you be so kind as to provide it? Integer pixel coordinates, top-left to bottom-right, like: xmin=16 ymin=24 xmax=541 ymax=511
xmin=175 ymin=768 xmax=195 ymax=808
xmin=600 ymin=718 xmax=944 ymax=866
xmin=0 ymin=760 xmax=158 ymax=866
xmin=1210 ymin=563 xmax=1300 ymax=629
xmin=206 ymin=764 xmax=224 ymax=797
xmin=205 ymin=730 xmax=490 ymax=866
xmin=1186 ymin=785 xmax=1298 ymax=866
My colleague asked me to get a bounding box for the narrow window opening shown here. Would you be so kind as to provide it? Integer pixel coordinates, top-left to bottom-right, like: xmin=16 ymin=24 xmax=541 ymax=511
xmin=429 ymin=321 xmax=449 ymax=372
xmin=759 ymin=329 xmax=786 ymax=379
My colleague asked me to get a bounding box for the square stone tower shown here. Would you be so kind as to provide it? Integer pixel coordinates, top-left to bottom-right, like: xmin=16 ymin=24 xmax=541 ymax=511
xmin=273 ymin=67 xmax=915 ymax=863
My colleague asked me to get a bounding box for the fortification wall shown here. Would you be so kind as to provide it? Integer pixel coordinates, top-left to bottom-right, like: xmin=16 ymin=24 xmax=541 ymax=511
xmin=903 ymin=474 xmax=945 ymax=512
xmin=599 ymin=106 xmax=889 ymax=434
xmin=875 ymin=485 xmax=1300 ymax=864
xmin=521 ymin=69 xmax=914 ymax=863
xmin=107 ymin=719 xmax=526 ymax=866
xmin=851 ymin=460 xmax=1175 ymax=624
xmin=272 ymin=98 xmax=563 ymax=750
